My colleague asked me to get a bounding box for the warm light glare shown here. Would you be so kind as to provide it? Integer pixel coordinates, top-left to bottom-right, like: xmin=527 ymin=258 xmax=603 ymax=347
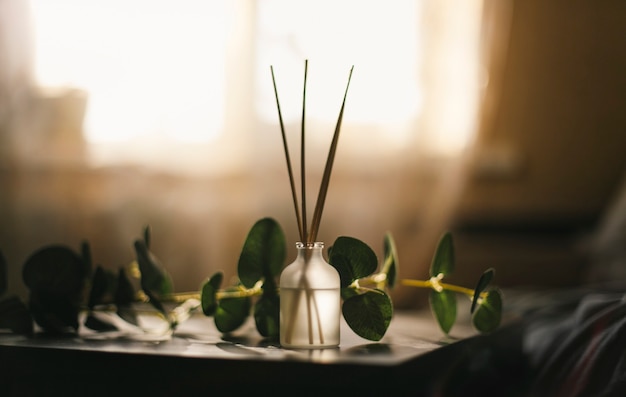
xmin=256 ymin=0 xmax=422 ymax=129
xmin=29 ymin=0 xmax=484 ymax=164
xmin=421 ymin=0 xmax=485 ymax=156
xmin=31 ymin=0 xmax=228 ymax=144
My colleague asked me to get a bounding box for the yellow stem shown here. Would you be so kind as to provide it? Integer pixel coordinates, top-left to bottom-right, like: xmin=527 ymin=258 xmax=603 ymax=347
xmin=438 ymin=282 xmax=477 ymax=298
xmin=401 ymin=279 xmax=431 ymax=289
xmin=401 ymin=278 xmax=485 ymax=299
xmin=164 ymin=292 xmax=200 ymax=302
xmin=163 ymin=281 xmax=264 ymax=303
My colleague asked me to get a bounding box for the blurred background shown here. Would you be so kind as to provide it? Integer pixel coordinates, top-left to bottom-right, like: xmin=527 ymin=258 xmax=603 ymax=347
xmin=1 ymin=0 xmax=624 ymax=308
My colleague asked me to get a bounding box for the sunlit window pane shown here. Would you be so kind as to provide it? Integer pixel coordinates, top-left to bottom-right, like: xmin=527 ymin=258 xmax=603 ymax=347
xmin=31 ymin=0 xmax=229 ymax=144
xmin=255 ymin=0 xmax=422 ymax=133
xmin=29 ymin=0 xmax=483 ymax=165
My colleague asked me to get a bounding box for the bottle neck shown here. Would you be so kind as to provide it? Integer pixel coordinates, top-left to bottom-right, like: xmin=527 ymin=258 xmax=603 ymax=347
xmin=296 ymin=242 xmax=324 ymax=261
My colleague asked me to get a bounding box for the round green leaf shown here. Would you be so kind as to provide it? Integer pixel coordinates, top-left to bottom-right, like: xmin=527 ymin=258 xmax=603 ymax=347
xmin=237 ymin=218 xmax=286 ymax=289
xmin=471 ymin=268 xmax=495 ymax=313
xmin=329 ymin=236 xmax=378 ymax=288
xmin=0 ymin=296 xmax=33 ymax=334
xmin=28 ymin=290 xmax=80 ymax=333
xmin=143 ymin=289 xmax=168 ymax=318
xmin=21 ymin=246 xmax=87 ymax=332
xmin=429 ymin=232 xmax=455 ymax=278
xmin=133 ymin=240 xmax=173 ymax=297
xmin=81 ymin=241 xmax=93 ymax=278
xmin=254 ymin=291 xmax=280 ymax=338
xmin=22 ymin=245 xmax=86 ymax=296
xmin=429 ymin=289 xmax=457 ymax=334
xmin=116 ymin=307 xmax=139 ymax=327
xmin=340 ymin=286 xmax=359 ymax=301
xmin=143 ymin=225 xmax=151 ymax=249
xmin=342 ymin=290 xmax=392 ymax=341
xmin=383 ymin=232 xmax=399 ymax=289
xmin=87 ymin=266 xmax=109 ymax=309
xmin=472 ymin=288 xmax=502 ymax=333
xmin=114 ymin=268 xmax=135 ymax=306
xmin=201 ymin=272 xmax=223 ymax=316
xmin=215 ymin=296 xmax=251 ymax=333
xmin=115 ymin=269 xmax=138 ymax=326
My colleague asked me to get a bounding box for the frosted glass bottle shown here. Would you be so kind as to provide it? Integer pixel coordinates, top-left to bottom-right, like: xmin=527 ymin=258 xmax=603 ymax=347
xmin=279 ymin=242 xmax=341 ymax=349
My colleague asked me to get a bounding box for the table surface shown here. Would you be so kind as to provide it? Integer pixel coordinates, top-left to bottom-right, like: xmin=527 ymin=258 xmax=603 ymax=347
xmin=0 ymin=309 xmax=483 ymax=396
xmin=1 ymin=308 xmax=477 ymax=361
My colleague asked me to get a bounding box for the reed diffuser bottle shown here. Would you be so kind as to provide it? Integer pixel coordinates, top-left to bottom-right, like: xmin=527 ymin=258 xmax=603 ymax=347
xmin=271 ymin=61 xmax=353 ymax=349
xmin=280 ymin=242 xmax=340 ymax=348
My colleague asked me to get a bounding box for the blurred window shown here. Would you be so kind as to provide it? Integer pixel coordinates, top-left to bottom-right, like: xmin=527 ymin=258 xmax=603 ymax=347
xmin=29 ymin=0 xmax=484 ymax=171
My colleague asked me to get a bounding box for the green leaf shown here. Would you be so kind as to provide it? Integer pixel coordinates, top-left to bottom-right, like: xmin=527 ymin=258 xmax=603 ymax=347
xmin=133 ymin=237 xmax=174 ymax=321
xmin=429 ymin=232 xmax=454 ymax=277
xmin=117 ymin=306 xmax=139 ymax=327
xmin=215 ymin=295 xmax=251 ymax=333
xmin=143 ymin=225 xmax=151 ymax=249
xmin=429 ymin=289 xmax=457 ymax=334
xmin=115 ymin=268 xmax=138 ymax=326
xmin=472 ymin=288 xmax=502 ymax=333
xmin=201 ymin=272 xmax=223 ymax=316
xmin=329 ymin=236 xmax=378 ymax=288
xmin=0 ymin=250 xmax=7 ymax=296
xmin=0 ymin=296 xmax=33 ymax=334
xmin=237 ymin=218 xmax=286 ymax=289
xmin=87 ymin=266 xmax=108 ymax=309
xmin=342 ymin=290 xmax=392 ymax=341
xmin=28 ymin=290 xmax=80 ymax=333
xmin=471 ymin=268 xmax=495 ymax=313
xmin=81 ymin=241 xmax=92 ymax=278
xmin=340 ymin=286 xmax=359 ymax=301
xmin=254 ymin=288 xmax=280 ymax=338
xmin=133 ymin=239 xmax=173 ymax=297
xmin=382 ymin=232 xmax=399 ymax=289
xmin=22 ymin=245 xmax=87 ymax=296
xmin=144 ymin=289 xmax=168 ymax=319
xmin=114 ymin=268 xmax=135 ymax=306
xmin=21 ymin=245 xmax=86 ymax=334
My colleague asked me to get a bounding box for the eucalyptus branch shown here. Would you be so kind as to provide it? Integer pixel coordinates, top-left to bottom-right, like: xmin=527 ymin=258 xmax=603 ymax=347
xmin=2 ymin=203 xmax=501 ymax=340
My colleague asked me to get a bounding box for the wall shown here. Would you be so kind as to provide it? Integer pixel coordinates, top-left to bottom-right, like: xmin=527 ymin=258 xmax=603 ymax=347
xmin=448 ymin=0 xmax=626 ymax=289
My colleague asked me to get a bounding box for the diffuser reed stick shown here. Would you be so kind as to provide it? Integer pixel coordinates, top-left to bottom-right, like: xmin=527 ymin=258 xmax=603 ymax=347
xmin=270 ymin=61 xmax=353 ymax=242
xmin=308 ymin=65 xmax=354 ymax=243
xmin=270 ymin=66 xmax=303 ymax=242
xmin=300 ymin=60 xmax=309 ymax=244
